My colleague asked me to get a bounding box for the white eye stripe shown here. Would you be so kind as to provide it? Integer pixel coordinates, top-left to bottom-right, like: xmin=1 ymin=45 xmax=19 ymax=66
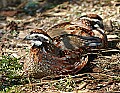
xmin=80 ymin=17 xmax=101 ymax=22
xmin=91 ymin=19 xmax=102 ymax=23
xmin=30 ymin=34 xmax=49 ymax=40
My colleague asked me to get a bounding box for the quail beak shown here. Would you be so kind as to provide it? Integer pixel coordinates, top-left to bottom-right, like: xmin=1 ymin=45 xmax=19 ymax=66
xmin=23 ymin=35 xmax=32 ymax=40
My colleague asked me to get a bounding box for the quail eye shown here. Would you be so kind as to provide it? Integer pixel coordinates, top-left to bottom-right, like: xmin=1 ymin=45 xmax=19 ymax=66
xmin=35 ymin=35 xmax=39 ymax=38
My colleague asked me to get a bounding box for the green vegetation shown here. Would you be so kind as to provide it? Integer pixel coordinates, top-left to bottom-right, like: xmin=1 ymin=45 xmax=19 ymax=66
xmin=0 ymin=56 xmax=28 ymax=92
xmin=53 ymin=75 xmax=76 ymax=92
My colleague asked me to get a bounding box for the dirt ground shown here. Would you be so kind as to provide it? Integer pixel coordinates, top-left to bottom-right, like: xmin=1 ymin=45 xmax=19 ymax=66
xmin=0 ymin=0 xmax=120 ymax=93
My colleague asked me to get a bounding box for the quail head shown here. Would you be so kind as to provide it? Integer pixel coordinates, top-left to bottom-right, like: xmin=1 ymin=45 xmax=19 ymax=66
xmin=80 ymin=14 xmax=104 ymax=29
xmin=24 ymin=29 xmax=88 ymax=78
xmin=75 ymin=14 xmax=107 ymax=48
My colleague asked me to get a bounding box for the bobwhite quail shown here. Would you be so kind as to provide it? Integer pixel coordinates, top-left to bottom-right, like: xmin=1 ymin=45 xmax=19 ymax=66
xmin=47 ymin=14 xmax=107 ymax=48
xmin=24 ymin=29 xmax=88 ymax=78
xmin=77 ymin=14 xmax=107 ymax=47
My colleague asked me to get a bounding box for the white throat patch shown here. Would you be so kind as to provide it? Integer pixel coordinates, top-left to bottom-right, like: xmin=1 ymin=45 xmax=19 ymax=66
xmin=31 ymin=40 xmax=42 ymax=46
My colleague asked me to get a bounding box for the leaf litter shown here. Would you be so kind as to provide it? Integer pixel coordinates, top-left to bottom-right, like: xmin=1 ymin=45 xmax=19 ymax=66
xmin=0 ymin=0 xmax=120 ymax=92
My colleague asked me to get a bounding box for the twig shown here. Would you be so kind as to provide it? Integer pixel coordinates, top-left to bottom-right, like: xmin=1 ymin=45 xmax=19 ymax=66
xmin=77 ymin=82 xmax=87 ymax=90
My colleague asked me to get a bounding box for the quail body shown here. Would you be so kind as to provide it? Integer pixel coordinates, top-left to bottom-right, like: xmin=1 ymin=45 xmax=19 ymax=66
xmin=23 ymin=14 xmax=107 ymax=78
xmin=24 ymin=29 xmax=88 ymax=78
xmin=47 ymin=14 xmax=107 ymax=48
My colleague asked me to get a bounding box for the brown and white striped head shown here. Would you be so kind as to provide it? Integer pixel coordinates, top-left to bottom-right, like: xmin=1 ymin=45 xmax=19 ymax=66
xmin=24 ymin=29 xmax=52 ymax=46
xmin=80 ymin=14 xmax=104 ymax=29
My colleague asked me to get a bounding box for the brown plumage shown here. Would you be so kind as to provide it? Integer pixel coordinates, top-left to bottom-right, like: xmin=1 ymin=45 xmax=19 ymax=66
xmin=47 ymin=21 xmax=94 ymax=38
xmin=24 ymin=29 xmax=88 ymax=78
xmin=23 ymin=14 xmax=107 ymax=78
xmin=47 ymin=14 xmax=107 ymax=48
xmin=76 ymin=14 xmax=107 ymax=48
